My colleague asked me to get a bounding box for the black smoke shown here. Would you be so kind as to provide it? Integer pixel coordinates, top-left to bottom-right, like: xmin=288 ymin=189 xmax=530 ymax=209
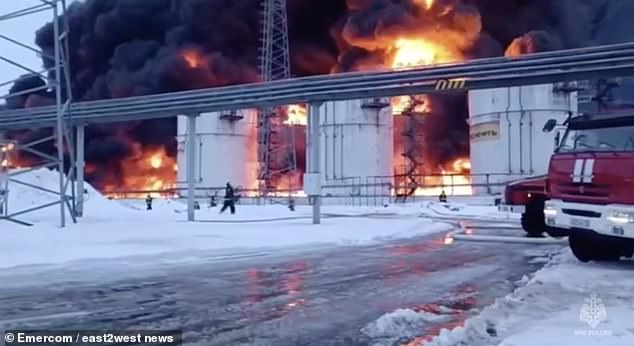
xmin=335 ymin=0 xmax=632 ymax=167
xmin=6 ymin=0 xmax=632 ymax=187
xmin=6 ymin=74 xmax=50 ymax=109
xmin=8 ymin=0 xmax=343 ymax=189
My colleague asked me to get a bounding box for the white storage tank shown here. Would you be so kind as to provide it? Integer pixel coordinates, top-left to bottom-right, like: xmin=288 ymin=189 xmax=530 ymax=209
xmin=176 ymin=110 xmax=258 ymax=197
xmin=468 ymin=83 xmax=577 ymax=195
xmin=317 ymin=98 xmax=393 ymax=204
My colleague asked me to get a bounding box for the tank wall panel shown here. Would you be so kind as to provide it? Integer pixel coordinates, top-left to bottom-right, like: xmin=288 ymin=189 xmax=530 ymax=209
xmin=317 ymin=99 xmax=393 ymax=201
xmin=176 ymin=110 xmax=258 ymax=197
xmin=468 ymin=84 xmax=577 ymax=195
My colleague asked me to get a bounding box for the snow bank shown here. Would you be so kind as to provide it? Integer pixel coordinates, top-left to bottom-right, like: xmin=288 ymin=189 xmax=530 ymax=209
xmin=1 ymin=169 xmax=460 ymax=269
xmin=419 ymin=201 xmax=519 ymax=221
xmin=0 ymin=208 xmax=454 ymax=269
xmin=4 ymin=168 xmax=510 ymax=224
xmin=362 ymin=308 xmax=451 ymax=341
xmin=5 ymin=168 xmax=137 ymax=223
xmin=419 ymin=250 xmax=634 ymax=346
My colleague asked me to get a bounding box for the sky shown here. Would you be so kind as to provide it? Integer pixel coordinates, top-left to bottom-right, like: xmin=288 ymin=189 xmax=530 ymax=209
xmin=0 ymin=0 xmax=68 ymax=97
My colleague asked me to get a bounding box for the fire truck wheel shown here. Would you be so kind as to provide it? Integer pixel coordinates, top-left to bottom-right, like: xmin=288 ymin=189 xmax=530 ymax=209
xmin=521 ymin=199 xmax=545 ymax=237
xmin=569 ymin=233 xmax=621 ymax=262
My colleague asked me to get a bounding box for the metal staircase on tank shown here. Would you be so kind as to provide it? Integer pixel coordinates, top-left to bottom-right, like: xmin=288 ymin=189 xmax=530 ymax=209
xmin=257 ymin=0 xmax=297 ymax=198
xmin=395 ymin=96 xmax=428 ymax=203
xmin=257 ymin=107 xmax=297 ymax=191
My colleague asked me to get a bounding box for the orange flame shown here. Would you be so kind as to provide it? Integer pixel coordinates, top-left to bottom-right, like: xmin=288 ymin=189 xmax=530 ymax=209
xmin=0 ymin=143 xmax=12 ymax=169
xmin=391 ymin=38 xmax=448 ymax=68
xmin=388 ymin=38 xmax=461 ymax=115
xmin=412 ymin=158 xmax=473 ymax=196
xmin=103 ymin=145 xmax=177 ymax=199
xmin=283 ymin=104 xmax=307 ymax=125
xmin=182 ymin=50 xmax=203 ymax=68
xmin=0 ymin=142 xmax=33 ymax=170
xmin=384 ymin=16 xmax=473 ymax=195
xmin=414 ymin=0 xmax=435 ymax=10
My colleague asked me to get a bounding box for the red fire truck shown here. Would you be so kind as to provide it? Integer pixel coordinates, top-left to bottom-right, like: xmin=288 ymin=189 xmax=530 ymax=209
xmin=502 ymin=110 xmax=634 ymax=262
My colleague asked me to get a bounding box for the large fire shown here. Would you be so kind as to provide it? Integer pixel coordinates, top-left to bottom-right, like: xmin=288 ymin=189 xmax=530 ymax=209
xmin=413 ymin=158 xmax=473 ymax=196
xmin=95 ymin=145 xmax=177 ymax=199
xmin=28 ymin=0 xmax=474 ymax=199
xmin=391 ymin=38 xmax=458 ymax=69
xmin=387 ymin=0 xmax=473 ymax=196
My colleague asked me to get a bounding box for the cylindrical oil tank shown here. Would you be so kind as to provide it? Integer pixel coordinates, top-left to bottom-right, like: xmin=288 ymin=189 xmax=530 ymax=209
xmin=468 ymin=83 xmax=578 ymax=195
xmin=176 ymin=110 xmax=258 ymax=197
xmin=318 ymin=98 xmax=393 ymax=204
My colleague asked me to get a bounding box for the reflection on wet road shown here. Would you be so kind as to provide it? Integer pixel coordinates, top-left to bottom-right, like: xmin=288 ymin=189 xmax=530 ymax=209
xmin=0 ymin=220 xmax=559 ymax=345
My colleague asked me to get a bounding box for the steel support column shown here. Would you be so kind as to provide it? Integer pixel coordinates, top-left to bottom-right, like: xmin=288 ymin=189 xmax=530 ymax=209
xmin=75 ymin=125 xmax=85 ymax=217
xmin=308 ymin=102 xmax=322 ymax=224
xmin=0 ymin=132 xmax=7 ymax=217
xmin=52 ymin=2 xmax=66 ymax=227
xmin=186 ymin=114 xmax=198 ymax=221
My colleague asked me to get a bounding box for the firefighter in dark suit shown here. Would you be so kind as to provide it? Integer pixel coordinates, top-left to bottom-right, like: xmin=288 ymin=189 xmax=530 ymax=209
xmin=219 ymin=182 xmax=236 ymax=214
xmin=146 ymin=194 xmax=153 ymax=210
xmin=438 ymin=190 xmax=447 ymax=203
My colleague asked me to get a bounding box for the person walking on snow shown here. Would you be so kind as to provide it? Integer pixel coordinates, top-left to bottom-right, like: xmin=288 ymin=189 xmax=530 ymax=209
xmin=146 ymin=194 xmax=153 ymax=210
xmin=219 ymin=182 xmax=236 ymax=214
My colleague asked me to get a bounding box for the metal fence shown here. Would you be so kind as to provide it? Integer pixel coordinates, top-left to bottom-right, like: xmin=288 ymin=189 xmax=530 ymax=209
xmin=104 ymin=172 xmax=541 ymax=206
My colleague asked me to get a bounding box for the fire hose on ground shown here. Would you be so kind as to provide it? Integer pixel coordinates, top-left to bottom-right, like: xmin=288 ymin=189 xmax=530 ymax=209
xmin=174 ymin=201 xmax=567 ymax=245
xmin=190 ymin=212 xmax=408 ymax=223
xmin=443 ymin=220 xmax=568 ymax=245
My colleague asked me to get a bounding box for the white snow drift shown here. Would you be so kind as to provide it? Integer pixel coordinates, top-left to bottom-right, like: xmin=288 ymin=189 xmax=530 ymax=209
xmin=1 ymin=168 xmax=494 ymax=269
xmin=368 ymin=249 xmax=634 ymax=346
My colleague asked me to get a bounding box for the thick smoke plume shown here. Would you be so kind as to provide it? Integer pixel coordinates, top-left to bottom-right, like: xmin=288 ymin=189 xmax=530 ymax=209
xmin=6 ymin=0 xmax=632 ymax=189
xmin=7 ymin=0 xmax=342 ymax=190
xmin=334 ymin=0 xmax=631 ymax=168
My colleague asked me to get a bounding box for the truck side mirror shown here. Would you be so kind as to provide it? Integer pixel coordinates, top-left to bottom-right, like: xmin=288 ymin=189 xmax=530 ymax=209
xmin=554 ymin=131 xmax=561 ymax=147
xmin=543 ymin=119 xmax=557 ymax=133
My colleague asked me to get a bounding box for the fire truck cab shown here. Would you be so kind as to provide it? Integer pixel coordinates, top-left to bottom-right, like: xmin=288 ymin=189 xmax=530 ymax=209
xmin=500 ymin=175 xmax=548 ymax=237
xmin=543 ymin=110 xmax=634 ymax=261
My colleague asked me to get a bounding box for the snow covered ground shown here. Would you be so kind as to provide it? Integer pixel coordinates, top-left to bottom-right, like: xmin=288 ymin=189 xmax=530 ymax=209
xmin=1 ymin=168 xmax=513 ymax=269
xmin=419 ymin=200 xmax=520 ymax=221
xmin=364 ymin=248 xmax=634 ymax=346
xmin=12 ymin=169 xmax=631 ymax=346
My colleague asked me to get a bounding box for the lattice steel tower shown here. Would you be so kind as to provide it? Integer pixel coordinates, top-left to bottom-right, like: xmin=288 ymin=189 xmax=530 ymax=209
xmin=257 ymin=0 xmax=297 ymax=196
xmin=0 ymin=0 xmax=76 ymax=227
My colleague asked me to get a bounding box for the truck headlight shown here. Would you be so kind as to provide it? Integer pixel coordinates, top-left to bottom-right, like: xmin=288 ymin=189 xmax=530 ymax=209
xmin=607 ymin=210 xmax=634 ymax=224
xmin=544 ymin=202 xmax=557 ymax=216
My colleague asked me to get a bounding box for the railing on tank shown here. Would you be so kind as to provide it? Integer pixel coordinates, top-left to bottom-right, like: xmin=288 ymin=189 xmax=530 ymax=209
xmin=218 ymin=110 xmax=243 ymax=121
xmin=103 ymin=185 xmax=304 ymax=206
xmin=321 ymin=176 xmax=365 ymax=206
xmin=103 ymin=172 xmax=543 ymax=206
xmin=360 ymin=98 xmax=391 ymax=109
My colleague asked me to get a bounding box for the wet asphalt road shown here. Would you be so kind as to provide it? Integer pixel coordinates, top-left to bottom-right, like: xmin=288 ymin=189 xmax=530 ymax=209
xmin=0 ymin=219 xmax=561 ymax=346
